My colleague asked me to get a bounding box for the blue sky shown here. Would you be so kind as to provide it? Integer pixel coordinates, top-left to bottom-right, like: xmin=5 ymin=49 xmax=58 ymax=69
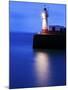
xmin=9 ymin=1 xmax=66 ymax=33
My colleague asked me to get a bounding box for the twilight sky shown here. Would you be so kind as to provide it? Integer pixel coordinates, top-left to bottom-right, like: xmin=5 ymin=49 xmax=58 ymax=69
xmin=9 ymin=1 xmax=66 ymax=33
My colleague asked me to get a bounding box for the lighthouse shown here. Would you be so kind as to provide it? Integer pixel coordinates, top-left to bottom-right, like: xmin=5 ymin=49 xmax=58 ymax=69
xmin=33 ymin=8 xmax=65 ymax=49
xmin=41 ymin=8 xmax=48 ymax=34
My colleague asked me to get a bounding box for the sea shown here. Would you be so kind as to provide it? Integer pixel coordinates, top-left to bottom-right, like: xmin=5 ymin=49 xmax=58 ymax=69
xmin=10 ymin=32 xmax=66 ymax=89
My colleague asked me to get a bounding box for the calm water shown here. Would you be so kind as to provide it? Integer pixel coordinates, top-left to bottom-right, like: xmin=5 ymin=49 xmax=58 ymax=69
xmin=10 ymin=32 xmax=66 ymax=89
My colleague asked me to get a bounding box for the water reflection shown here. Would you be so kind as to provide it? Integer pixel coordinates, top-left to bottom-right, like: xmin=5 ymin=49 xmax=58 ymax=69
xmin=34 ymin=50 xmax=51 ymax=86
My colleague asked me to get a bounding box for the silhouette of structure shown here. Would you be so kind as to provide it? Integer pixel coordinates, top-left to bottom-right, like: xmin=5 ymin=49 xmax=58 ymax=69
xmin=33 ymin=7 xmax=66 ymax=49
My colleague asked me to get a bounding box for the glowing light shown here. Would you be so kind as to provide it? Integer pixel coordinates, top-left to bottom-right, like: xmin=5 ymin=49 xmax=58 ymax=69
xmin=41 ymin=12 xmax=46 ymax=19
xmin=41 ymin=12 xmax=48 ymax=31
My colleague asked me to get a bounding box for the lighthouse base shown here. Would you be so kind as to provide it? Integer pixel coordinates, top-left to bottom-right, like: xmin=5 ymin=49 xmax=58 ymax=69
xmin=33 ymin=33 xmax=66 ymax=49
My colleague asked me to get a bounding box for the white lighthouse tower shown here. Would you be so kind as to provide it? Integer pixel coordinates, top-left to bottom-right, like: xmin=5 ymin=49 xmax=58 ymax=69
xmin=41 ymin=8 xmax=48 ymax=34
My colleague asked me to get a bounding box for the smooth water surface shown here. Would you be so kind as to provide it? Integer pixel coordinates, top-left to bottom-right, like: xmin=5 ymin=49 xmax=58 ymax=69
xmin=10 ymin=33 xmax=66 ymax=89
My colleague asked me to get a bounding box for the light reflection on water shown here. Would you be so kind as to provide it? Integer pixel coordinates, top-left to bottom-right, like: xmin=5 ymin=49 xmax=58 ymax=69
xmin=34 ymin=50 xmax=51 ymax=86
xmin=10 ymin=33 xmax=66 ymax=88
